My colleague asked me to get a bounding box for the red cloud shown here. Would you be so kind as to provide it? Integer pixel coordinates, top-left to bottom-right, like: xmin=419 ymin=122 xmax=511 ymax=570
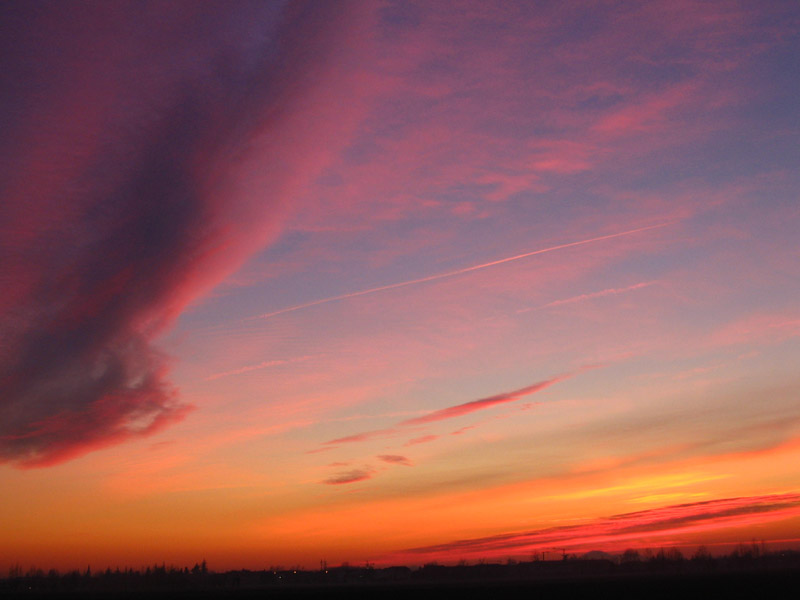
xmin=386 ymin=493 xmax=800 ymax=563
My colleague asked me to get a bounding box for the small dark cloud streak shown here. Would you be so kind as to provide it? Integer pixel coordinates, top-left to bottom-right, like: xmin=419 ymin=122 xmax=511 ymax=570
xmin=377 ymin=454 xmax=413 ymax=466
xmin=323 ymin=469 xmax=374 ymax=485
xmin=325 ymin=427 xmax=399 ymax=446
xmin=0 ymin=1 xmax=361 ymax=467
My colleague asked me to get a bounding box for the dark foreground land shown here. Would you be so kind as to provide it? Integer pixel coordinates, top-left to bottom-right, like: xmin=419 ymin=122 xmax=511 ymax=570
xmin=3 ymin=572 xmax=800 ymax=600
xmin=4 ymin=551 xmax=800 ymax=599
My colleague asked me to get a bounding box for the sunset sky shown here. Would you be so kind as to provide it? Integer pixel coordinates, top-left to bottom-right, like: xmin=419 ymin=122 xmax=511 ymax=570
xmin=2 ymin=0 xmax=800 ymax=572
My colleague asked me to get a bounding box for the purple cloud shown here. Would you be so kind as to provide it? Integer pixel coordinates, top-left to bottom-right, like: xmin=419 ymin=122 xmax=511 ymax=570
xmin=0 ymin=1 xmax=365 ymax=466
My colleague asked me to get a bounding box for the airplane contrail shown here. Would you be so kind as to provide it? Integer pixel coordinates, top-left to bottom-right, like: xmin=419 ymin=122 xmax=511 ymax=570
xmin=250 ymin=221 xmax=676 ymax=321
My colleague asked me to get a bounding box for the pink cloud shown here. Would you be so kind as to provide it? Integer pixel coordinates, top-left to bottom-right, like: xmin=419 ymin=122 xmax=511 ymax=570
xmin=320 ymin=370 xmax=580 ymax=448
xmin=404 ymin=435 xmax=440 ymax=447
xmin=592 ymin=82 xmax=700 ymax=136
xmin=710 ymin=313 xmax=800 ymax=348
xmin=400 ymin=374 xmax=572 ymax=427
xmin=527 ymin=140 xmax=597 ymax=174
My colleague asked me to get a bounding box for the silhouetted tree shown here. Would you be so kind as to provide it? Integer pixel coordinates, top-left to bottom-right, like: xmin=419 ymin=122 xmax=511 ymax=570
xmin=665 ymin=548 xmax=684 ymax=562
xmin=692 ymin=545 xmax=711 ymax=561
xmin=622 ymin=549 xmax=640 ymax=562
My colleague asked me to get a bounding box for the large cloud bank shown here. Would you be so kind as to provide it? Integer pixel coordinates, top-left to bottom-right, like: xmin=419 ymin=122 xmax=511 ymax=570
xmin=0 ymin=1 xmax=364 ymax=466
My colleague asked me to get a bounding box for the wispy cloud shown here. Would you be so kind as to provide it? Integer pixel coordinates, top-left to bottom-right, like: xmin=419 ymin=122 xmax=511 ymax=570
xmin=252 ymin=223 xmax=675 ymax=320
xmin=322 ymin=370 xmax=581 ymax=447
xmin=519 ymin=281 xmax=658 ymax=313
xmin=205 ymin=355 xmax=314 ymax=381
xmin=325 ymin=427 xmax=399 ymax=446
xmin=400 ymin=375 xmax=571 ymax=427
xmin=451 ymin=425 xmax=478 ymax=436
xmin=404 ymin=435 xmax=440 ymax=447
xmin=710 ymin=313 xmax=800 ymax=348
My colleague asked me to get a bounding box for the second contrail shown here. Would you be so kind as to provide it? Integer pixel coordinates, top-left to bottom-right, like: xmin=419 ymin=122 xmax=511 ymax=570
xmin=250 ymin=221 xmax=675 ymax=321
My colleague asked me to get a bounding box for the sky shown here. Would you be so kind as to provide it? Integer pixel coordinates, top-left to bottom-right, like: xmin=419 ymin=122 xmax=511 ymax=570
xmin=1 ymin=0 xmax=799 ymax=572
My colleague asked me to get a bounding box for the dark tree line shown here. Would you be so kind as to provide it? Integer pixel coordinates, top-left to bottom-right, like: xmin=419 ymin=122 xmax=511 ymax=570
xmin=3 ymin=544 xmax=800 ymax=594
